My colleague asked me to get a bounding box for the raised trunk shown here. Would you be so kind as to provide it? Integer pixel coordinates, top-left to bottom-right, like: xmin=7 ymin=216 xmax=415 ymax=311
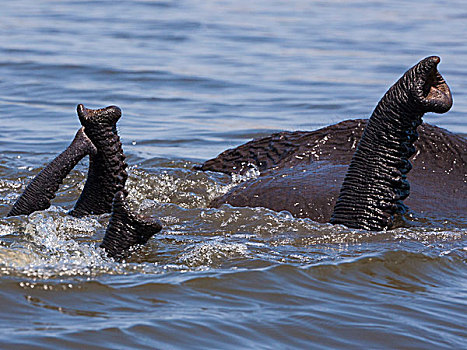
xmin=330 ymin=56 xmax=452 ymax=230
xmin=8 ymin=128 xmax=96 ymax=217
xmin=70 ymin=105 xmax=128 ymax=217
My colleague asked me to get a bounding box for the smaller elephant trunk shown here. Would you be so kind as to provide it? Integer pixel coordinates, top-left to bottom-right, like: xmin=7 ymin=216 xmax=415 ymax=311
xmin=70 ymin=105 xmax=128 ymax=217
xmin=7 ymin=128 xmax=97 ymax=217
xmin=330 ymin=56 xmax=452 ymax=230
xmin=100 ymin=191 xmax=162 ymax=261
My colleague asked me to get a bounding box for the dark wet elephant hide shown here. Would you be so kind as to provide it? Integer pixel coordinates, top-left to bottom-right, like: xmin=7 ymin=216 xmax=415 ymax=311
xmin=205 ymin=120 xmax=466 ymax=223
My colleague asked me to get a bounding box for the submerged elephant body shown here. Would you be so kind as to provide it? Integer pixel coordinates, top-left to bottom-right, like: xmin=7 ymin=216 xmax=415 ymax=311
xmin=5 ymin=55 xmax=464 ymax=260
xmin=198 ymin=56 xmax=462 ymax=229
xmin=200 ymin=120 xmax=466 ymax=223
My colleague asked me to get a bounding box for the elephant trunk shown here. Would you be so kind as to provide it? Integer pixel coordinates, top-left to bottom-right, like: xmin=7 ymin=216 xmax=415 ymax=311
xmin=69 ymin=105 xmax=128 ymax=217
xmin=100 ymin=191 xmax=162 ymax=261
xmin=330 ymin=56 xmax=452 ymax=230
xmin=7 ymin=128 xmax=97 ymax=217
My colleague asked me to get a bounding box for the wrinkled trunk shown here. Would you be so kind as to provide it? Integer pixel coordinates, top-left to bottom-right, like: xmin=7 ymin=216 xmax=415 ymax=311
xmin=331 ymin=56 xmax=452 ymax=230
xmin=70 ymin=105 xmax=128 ymax=217
xmin=8 ymin=128 xmax=96 ymax=217
xmin=100 ymin=191 xmax=162 ymax=261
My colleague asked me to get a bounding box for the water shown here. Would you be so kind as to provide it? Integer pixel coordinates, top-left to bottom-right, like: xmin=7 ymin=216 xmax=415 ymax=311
xmin=0 ymin=0 xmax=466 ymax=348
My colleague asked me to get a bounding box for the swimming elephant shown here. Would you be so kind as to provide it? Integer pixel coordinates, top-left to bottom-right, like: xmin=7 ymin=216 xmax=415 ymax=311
xmin=198 ymin=56 xmax=465 ymax=230
xmin=6 ymin=56 xmax=464 ymax=260
xmin=8 ymin=105 xmax=128 ymax=218
xmin=7 ymin=105 xmax=162 ymax=261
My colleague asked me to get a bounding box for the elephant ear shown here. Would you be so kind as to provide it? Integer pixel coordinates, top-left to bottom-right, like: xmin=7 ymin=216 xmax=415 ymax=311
xmin=194 ymin=130 xmax=310 ymax=175
xmin=196 ymin=120 xmax=365 ymax=175
xmin=330 ymin=56 xmax=452 ymax=231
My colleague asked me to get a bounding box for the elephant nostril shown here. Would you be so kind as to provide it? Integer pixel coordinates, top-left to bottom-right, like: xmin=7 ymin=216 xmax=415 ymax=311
xmin=419 ymin=70 xmax=452 ymax=113
xmin=422 ymin=70 xmax=438 ymax=97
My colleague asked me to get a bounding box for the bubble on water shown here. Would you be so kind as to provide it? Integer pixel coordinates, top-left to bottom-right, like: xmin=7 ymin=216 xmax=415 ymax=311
xmin=231 ymin=163 xmax=260 ymax=184
xmin=0 ymin=160 xmax=465 ymax=280
xmin=125 ymin=166 xmax=235 ymax=209
xmin=0 ymin=211 xmax=120 ymax=278
xmin=179 ymin=240 xmax=248 ymax=267
xmin=0 ymin=224 xmax=14 ymax=236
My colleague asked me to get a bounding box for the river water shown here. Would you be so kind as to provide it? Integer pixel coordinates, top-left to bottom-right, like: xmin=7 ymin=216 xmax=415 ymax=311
xmin=0 ymin=1 xmax=466 ymax=349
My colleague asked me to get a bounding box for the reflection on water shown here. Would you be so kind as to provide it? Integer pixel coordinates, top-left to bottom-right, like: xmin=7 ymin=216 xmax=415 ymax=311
xmin=1 ymin=162 xmax=466 ymax=348
xmin=0 ymin=0 xmax=466 ymax=348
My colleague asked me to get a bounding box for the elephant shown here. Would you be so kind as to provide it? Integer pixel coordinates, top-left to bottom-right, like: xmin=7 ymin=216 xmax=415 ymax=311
xmin=7 ymin=105 xmax=162 ymax=261
xmin=197 ymin=56 xmax=465 ymax=230
xmin=6 ymin=56 xmax=465 ymax=260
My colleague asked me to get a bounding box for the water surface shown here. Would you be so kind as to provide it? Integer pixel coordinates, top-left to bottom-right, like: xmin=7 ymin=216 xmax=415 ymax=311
xmin=0 ymin=0 xmax=466 ymax=349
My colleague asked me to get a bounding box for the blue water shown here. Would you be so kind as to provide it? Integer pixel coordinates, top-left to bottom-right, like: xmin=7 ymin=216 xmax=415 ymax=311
xmin=0 ymin=1 xmax=466 ymax=349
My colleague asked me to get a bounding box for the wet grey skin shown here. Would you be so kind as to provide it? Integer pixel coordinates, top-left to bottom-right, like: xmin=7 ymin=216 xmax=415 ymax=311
xmin=5 ymin=56 xmax=461 ymax=259
xmin=331 ymin=56 xmax=453 ymax=230
xmin=7 ymin=127 xmax=97 ymax=217
xmin=8 ymin=104 xmax=127 ymax=217
xmin=70 ymin=104 xmax=128 ymax=217
xmin=100 ymin=191 xmax=162 ymax=261
xmin=7 ymin=105 xmax=162 ymax=260
xmin=199 ymin=56 xmax=462 ymax=231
